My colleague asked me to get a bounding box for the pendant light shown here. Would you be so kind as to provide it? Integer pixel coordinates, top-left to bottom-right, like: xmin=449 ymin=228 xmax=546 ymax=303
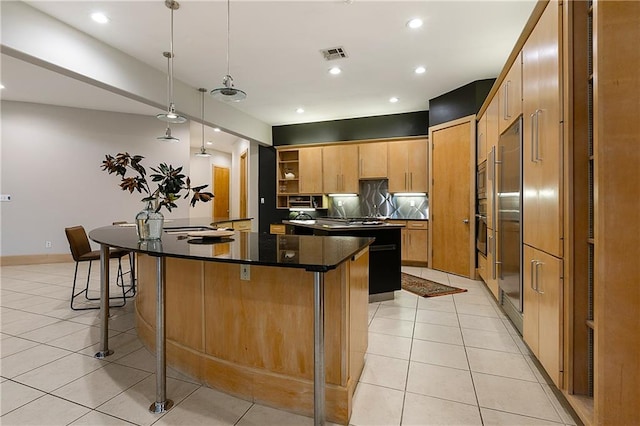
xmin=211 ymin=0 xmax=247 ymax=102
xmin=195 ymin=88 xmax=211 ymax=157
xmin=157 ymin=127 xmax=180 ymax=142
xmin=156 ymin=0 xmax=186 ymax=123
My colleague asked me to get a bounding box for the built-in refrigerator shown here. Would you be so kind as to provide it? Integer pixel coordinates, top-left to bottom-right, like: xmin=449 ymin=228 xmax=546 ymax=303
xmin=497 ymin=117 xmax=523 ymax=333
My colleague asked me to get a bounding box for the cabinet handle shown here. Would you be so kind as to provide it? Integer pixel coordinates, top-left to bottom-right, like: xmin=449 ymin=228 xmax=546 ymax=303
xmin=530 ymin=112 xmax=537 ymax=163
xmin=462 ymin=219 xmax=469 ymax=224
xmin=410 ymin=172 xmax=413 ymax=190
xmin=360 ymin=158 xmax=363 ymax=175
xmin=490 ymin=232 xmax=497 ymax=280
xmin=535 ymin=261 xmax=544 ymax=294
xmin=504 ymin=80 xmax=510 ymax=120
xmin=535 ymin=109 xmax=542 ymax=162
xmin=530 ymin=260 xmax=537 ymax=291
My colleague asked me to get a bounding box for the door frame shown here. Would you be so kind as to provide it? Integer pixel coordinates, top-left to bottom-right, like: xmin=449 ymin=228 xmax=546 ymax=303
xmin=428 ymin=115 xmax=477 ymax=279
xmin=240 ymin=150 xmax=248 ymax=218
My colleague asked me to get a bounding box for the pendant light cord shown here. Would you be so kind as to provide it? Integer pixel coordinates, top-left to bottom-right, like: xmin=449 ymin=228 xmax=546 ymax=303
xmin=201 ymin=89 xmax=205 ymax=150
xmin=169 ymin=6 xmax=175 ymax=107
xmin=226 ymin=0 xmax=230 ymax=76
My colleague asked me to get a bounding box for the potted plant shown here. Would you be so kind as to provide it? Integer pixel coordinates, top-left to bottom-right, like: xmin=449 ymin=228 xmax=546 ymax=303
xmin=101 ymin=152 xmax=214 ymax=240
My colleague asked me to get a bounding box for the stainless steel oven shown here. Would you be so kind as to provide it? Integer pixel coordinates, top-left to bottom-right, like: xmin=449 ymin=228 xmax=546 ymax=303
xmin=477 ymin=161 xmax=487 ymax=200
xmin=476 ymin=199 xmax=488 ymax=255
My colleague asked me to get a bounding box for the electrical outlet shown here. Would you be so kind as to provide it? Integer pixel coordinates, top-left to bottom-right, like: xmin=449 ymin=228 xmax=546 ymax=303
xmin=410 ymin=200 xmax=416 ymax=207
xmin=240 ymin=264 xmax=250 ymax=281
xmin=260 ymin=197 xmax=265 ymax=204
xmin=338 ymin=200 xmax=343 ymax=207
xmin=45 ymin=241 xmax=52 ymax=249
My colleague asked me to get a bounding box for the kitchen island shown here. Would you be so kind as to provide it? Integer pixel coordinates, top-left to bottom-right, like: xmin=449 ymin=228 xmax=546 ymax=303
xmin=284 ymin=218 xmax=403 ymax=301
xmin=89 ymin=220 xmax=372 ymax=425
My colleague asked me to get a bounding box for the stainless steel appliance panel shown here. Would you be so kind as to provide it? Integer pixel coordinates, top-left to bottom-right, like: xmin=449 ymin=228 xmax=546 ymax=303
xmin=498 ymin=118 xmax=523 ymax=319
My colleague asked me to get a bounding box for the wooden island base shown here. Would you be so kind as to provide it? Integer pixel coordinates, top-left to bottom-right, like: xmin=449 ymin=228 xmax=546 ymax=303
xmin=135 ymin=249 xmax=369 ymax=425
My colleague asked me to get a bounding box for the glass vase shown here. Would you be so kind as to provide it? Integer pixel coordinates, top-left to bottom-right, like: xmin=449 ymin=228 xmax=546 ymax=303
xmin=135 ymin=201 xmax=164 ymax=240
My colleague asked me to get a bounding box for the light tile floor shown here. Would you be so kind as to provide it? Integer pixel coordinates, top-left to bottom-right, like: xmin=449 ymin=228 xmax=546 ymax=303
xmin=0 ymin=262 xmax=580 ymax=425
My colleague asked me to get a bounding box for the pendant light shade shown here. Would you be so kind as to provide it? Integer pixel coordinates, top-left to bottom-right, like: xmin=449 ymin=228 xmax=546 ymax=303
xmin=157 ymin=1 xmax=187 ymax=124
xmin=211 ymin=0 xmax=247 ymax=102
xmin=157 ymin=127 xmax=180 ymax=142
xmin=195 ymin=88 xmax=211 ymax=157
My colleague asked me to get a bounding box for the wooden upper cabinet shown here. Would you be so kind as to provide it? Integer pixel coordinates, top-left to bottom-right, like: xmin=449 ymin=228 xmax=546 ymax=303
xmin=298 ymin=147 xmax=323 ymax=194
xmin=477 ymin=113 xmax=487 ymax=164
xmin=388 ymin=139 xmax=428 ymax=193
xmin=322 ymin=144 xmax=359 ymax=193
xmin=498 ymin=52 xmax=523 ymax=135
xmin=522 ymin=1 xmax=563 ymax=258
xmin=359 ymin=142 xmax=388 ymax=179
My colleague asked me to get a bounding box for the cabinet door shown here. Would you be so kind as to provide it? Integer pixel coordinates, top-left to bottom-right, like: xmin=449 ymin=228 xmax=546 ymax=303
xmin=299 ymin=147 xmax=323 ymax=194
xmin=388 ymin=142 xmax=409 ymax=193
xmin=523 ymin=1 xmax=563 ymax=258
xmin=407 ymin=139 xmax=428 ymax=193
xmin=406 ymin=229 xmax=428 ymax=263
xmin=477 ymin=113 xmax=487 ymax=164
xmin=322 ymin=146 xmax=342 ymax=193
xmin=499 ymin=52 xmax=523 ymax=135
xmin=341 ymin=145 xmax=360 ymax=193
xmin=523 ymin=245 xmax=562 ymax=386
xmin=359 ymin=142 xmax=388 ymax=179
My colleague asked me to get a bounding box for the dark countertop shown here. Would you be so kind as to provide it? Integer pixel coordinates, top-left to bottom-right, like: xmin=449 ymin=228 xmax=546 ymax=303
xmin=283 ymin=219 xmax=405 ymax=232
xmin=89 ymin=219 xmax=373 ymax=273
xmin=211 ymin=217 xmax=253 ymax=225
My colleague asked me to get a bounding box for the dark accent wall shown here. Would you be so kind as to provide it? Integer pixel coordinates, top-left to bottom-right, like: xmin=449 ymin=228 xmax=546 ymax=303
xmin=272 ymin=111 xmax=429 ymax=146
xmin=428 ymin=79 xmax=495 ymax=127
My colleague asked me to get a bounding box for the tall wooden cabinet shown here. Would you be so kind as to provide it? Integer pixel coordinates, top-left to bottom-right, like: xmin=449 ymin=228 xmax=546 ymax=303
xmin=522 ymin=0 xmax=563 ymax=258
xmin=322 ymin=145 xmax=359 ymax=193
xmin=388 ymin=139 xmax=428 ymax=193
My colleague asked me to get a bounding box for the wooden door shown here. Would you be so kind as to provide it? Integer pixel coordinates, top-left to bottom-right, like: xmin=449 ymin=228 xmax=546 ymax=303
xmin=322 ymin=146 xmax=341 ymax=193
xmin=407 ymin=139 xmax=428 ymax=193
xmin=299 ymin=147 xmax=323 ymax=194
xmin=240 ymin=150 xmax=247 ymax=218
xmin=430 ymin=119 xmax=473 ymax=277
xmin=359 ymin=142 xmax=388 ymax=179
xmin=213 ymin=166 xmax=230 ymax=218
xmin=523 ymin=1 xmax=563 ymax=258
xmin=388 ymin=142 xmax=408 ymax=193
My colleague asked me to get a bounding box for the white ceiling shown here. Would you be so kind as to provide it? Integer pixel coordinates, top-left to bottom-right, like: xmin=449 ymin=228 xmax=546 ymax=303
xmin=1 ymin=0 xmax=536 ymax=146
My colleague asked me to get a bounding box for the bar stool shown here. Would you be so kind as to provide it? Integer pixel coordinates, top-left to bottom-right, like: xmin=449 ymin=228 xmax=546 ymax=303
xmin=64 ymin=225 xmax=131 ymax=311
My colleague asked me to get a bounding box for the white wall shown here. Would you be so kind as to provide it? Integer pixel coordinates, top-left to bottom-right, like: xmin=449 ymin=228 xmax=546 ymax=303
xmin=188 ymin=147 xmax=232 ymax=219
xmin=0 ymin=101 xmax=193 ymax=256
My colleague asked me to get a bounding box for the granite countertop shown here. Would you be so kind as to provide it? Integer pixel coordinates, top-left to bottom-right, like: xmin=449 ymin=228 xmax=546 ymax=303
xmin=211 ymin=217 xmax=253 ymax=225
xmin=283 ymin=219 xmax=405 ymax=231
xmin=89 ymin=219 xmax=373 ymax=273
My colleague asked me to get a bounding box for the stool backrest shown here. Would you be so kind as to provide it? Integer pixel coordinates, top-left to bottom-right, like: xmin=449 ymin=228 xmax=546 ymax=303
xmin=65 ymin=226 xmax=92 ymax=261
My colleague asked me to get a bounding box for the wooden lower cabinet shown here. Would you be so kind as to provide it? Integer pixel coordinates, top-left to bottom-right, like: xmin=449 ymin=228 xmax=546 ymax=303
xmin=523 ymin=244 xmax=562 ymax=386
xmin=388 ymin=220 xmax=428 ymax=265
xmin=216 ymin=219 xmax=252 ymax=231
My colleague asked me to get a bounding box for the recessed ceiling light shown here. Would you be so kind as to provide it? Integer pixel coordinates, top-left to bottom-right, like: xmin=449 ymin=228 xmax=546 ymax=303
xmin=415 ymin=66 xmax=426 ymax=74
xmin=206 ymin=141 xmax=213 ymax=145
xmin=329 ymin=67 xmax=342 ymax=75
xmin=407 ymin=18 xmax=423 ymax=29
xmin=296 ymin=108 xmax=305 ymax=114
xmin=389 ymin=97 xmax=399 ymax=103
xmin=213 ymin=128 xmax=221 ymax=132
xmin=91 ymin=12 xmax=109 ymax=24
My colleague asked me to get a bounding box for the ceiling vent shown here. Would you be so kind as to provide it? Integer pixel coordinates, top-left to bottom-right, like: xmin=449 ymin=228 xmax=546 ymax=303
xmin=320 ymin=47 xmax=348 ymax=61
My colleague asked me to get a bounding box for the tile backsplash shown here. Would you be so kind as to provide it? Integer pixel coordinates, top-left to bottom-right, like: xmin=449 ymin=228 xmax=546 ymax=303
xmin=327 ymin=180 xmax=428 ymax=219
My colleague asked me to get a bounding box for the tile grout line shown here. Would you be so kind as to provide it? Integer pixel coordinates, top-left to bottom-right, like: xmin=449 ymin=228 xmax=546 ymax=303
xmin=398 ymin=289 xmax=419 ymax=426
